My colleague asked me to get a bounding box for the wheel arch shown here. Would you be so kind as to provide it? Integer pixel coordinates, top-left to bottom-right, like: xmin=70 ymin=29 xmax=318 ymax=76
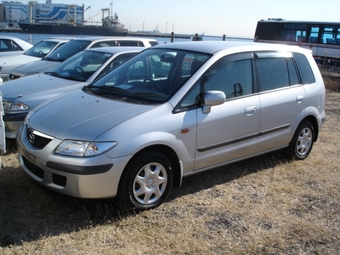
xmin=122 ymin=144 xmax=182 ymax=187
xmin=301 ymin=115 xmax=319 ymax=142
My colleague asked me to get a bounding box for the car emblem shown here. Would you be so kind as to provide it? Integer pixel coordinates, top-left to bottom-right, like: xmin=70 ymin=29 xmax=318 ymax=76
xmin=29 ymin=132 xmax=35 ymax=144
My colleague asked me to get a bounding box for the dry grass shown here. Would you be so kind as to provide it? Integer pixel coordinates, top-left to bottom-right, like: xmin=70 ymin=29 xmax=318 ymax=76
xmin=1 ymin=78 xmax=340 ymax=254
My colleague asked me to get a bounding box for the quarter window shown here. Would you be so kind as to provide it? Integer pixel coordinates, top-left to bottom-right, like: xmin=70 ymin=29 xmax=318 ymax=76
xmin=293 ymin=52 xmax=315 ymax=84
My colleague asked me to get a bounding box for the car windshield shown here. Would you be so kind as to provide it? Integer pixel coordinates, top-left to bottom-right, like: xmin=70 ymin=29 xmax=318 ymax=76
xmin=45 ymin=50 xmax=114 ymax=82
xmin=43 ymin=40 xmax=91 ymax=62
xmin=83 ymin=48 xmax=211 ymax=104
xmin=24 ymin=40 xmax=59 ymax=58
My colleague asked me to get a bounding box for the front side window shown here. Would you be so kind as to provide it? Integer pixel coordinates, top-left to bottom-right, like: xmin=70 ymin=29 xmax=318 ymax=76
xmin=84 ymin=48 xmax=211 ymax=104
xmin=203 ymin=57 xmax=253 ymax=98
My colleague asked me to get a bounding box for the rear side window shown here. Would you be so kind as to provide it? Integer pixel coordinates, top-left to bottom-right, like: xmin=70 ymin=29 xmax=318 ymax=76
xmin=255 ymin=52 xmax=300 ymax=91
xmin=256 ymin=58 xmax=290 ymax=91
xmin=117 ymin=41 xmax=141 ymax=46
xmin=293 ymin=52 xmax=315 ymax=84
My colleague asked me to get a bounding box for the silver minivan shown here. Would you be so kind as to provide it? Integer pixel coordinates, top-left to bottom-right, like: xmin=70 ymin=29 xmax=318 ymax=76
xmin=16 ymin=41 xmax=326 ymax=210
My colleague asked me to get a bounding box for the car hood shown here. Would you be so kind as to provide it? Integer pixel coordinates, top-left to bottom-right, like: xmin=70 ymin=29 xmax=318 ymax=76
xmin=28 ymin=89 xmax=155 ymax=141
xmin=11 ymin=60 xmax=59 ymax=76
xmin=1 ymin=74 xmax=84 ymax=99
xmin=0 ymin=55 xmax=40 ymax=66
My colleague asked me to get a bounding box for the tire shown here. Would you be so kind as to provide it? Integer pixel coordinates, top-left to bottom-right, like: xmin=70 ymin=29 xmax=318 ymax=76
xmin=284 ymin=120 xmax=315 ymax=160
xmin=117 ymin=151 xmax=173 ymax=210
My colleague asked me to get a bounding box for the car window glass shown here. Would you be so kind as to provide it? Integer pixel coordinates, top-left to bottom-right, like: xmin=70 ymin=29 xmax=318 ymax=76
xmin=24 ymin=40 xmax=58 ymax=57
xmin=0 ymin=39 xmax=17 ymax=51
xmin=0 ymin=39 xmax=10 ymax=51
xmin=51 ymin=50 xmax=113 ymax=81
xmin=46 ymin=40 xmax=91 ymax=61
xmin=256 ymin=58 xmax=289 ymax=91
xmin=292 ymin=52 xmax=316 ymax=84
xmin=88 ymin=49 xmax=210 ymax=104
xmin=12 ymin=41 xmax=22 ymax=51
xmin=116 ymin=41 xmax=141 ymax=47
xmin=203 ymin=58 xmax=253 ymax=98
xmin=99 ymin=53 xmax=137 ymax=76
xmin=177 ymin=80 xmax=201 ymax=110
xmin=91 ymin=41 xmax=116 ymax=48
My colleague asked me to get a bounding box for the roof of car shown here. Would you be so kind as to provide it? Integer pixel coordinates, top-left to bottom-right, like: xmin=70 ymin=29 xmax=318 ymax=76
xmin=0 ymin=35 xmax=26 ymax=40
xmin=152 ymin=41 xmax=307 ymax=54
xmin=68 ymin=36 xmax=157 ymax=42
xmin=42 ymin=37 xmax=75 ymax=42
xmin=84 ymin=46 xmax=145 ymax=53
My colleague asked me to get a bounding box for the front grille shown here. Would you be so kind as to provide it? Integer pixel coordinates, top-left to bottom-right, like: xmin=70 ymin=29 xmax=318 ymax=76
xmin=26 ymin=126 xmax=52 ymax=149
xmin=23 ymin=156 xmax=44 ymax=179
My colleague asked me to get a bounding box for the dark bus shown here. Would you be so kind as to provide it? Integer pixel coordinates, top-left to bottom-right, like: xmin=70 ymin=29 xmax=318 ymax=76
xmin=254 ymin=19 xmax=340 ymax=66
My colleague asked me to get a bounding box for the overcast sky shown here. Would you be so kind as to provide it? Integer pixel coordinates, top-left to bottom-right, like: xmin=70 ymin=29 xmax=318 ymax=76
xmin=19 ymin=0 xmax=340 ymax=38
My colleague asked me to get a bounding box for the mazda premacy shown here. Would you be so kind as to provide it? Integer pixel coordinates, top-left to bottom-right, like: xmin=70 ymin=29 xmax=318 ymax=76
xmin=16 ymin=41 xmax=326 ymax=210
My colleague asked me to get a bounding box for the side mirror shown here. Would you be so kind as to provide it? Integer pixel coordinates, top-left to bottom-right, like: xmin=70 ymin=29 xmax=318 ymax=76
xmin=202 ymin=90 xmax=225 ymax=114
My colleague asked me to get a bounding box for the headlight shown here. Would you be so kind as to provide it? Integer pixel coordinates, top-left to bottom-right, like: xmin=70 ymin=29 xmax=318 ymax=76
xmin=55 ymin=140 xmax=117 ymax=157
xmin=3 ymin=101 xmax=29 ymax=111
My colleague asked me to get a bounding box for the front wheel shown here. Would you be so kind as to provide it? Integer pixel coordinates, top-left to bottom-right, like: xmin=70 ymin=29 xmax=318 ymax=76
xmin=117 ymin=151 xmax=173 ymax=210
xmin=284 ymin=120 xmax=315 ymax=160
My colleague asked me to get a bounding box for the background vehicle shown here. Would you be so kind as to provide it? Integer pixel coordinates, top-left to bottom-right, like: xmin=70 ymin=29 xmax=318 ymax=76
xmin=0 ymin=36 xmax=32 ymax=57
xmin=255 ymin=18 xmax=340 ymax=66
xmin=16 ymin=41 xmax=325 ymax=210
xmin=0 ymin=37 xmax=71 ymax=81
xmin=9 ymin=37 xmax=157 ymax=80
xmin=1 ymin=47 xmax=142 ymax=138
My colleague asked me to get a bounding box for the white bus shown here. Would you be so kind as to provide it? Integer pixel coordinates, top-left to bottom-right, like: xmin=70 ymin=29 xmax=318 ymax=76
xmin=254 ymin=19 xmax=340 ymax=67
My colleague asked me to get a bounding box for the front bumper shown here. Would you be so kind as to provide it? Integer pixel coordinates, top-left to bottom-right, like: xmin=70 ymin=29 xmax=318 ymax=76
xmin=16 ymin=124 xmax=131 ymax=198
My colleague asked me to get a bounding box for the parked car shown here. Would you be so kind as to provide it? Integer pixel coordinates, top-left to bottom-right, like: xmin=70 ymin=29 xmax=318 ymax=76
xmin=0 ymin=37 xmax=71 ymax=81
xmin=0 ymin=36 xmax=33 ymax=58
xmin=9 ymin=37 xmax=157 ymax=80
xmin=16 ymin=41 xmax=326 ymax=210
xmin=1 ymin=47 xmax=143 ymax=138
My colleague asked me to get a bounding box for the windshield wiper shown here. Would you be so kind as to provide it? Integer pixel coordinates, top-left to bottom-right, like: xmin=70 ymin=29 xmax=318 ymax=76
xmin=84 ymin=85 xmax=131 ymax=95
xmin=131 ymin=92 xmax=167 ymax=98
xmin=45 ymin=71 xmax=62 ymax=78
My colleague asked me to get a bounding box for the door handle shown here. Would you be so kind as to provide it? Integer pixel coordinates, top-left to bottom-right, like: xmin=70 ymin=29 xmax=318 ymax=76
xmin=296 ymin=95 xmax=304 ymax=103
xmin=244 ymin=106 xmax=257 ymax=115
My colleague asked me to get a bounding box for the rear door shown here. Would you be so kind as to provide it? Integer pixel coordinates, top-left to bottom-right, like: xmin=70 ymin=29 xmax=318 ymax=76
xmin=255 ymin=51 xmax=307 ymax=152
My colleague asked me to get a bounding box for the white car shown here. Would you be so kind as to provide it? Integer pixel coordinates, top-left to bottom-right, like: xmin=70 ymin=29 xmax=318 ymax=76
xmin=0 ymin=36 xmax=33 ymax=58
xmin=9 ymin=37 xmax=157 ymax=80
xmin=0 ymin=37 xmax=71 ymax=81
xmin=1 ymin=47 xmax=143 ymax=138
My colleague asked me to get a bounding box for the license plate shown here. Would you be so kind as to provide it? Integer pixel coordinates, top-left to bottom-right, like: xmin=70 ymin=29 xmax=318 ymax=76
xmin=23 ymin=149 xmax=36 ymax=163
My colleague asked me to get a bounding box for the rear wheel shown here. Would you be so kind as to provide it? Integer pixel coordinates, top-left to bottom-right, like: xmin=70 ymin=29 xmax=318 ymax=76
xmin=284 ymin=120 xmax=314 ymax=160
xmin=117 ymin=151 xmax=173 ymax=210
